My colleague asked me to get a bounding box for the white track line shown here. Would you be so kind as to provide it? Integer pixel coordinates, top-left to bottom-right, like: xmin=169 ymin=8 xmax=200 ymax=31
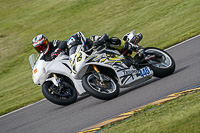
xmin=0 ymin=34 xmax=200 ymax=119
xmin=165 ymin=34 xmax=200 ymax=51
xmin=0 ymin=99 xmax=46 ymax=119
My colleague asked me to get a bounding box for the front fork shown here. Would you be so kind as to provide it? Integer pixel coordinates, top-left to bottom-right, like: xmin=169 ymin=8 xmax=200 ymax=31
xmin=52 ymin=73 xmax=71 ymax=96
xmin=93 ymin=65 xmax=104 ymax=82
xmin=52 ymin=73 xmax=63 ymax=89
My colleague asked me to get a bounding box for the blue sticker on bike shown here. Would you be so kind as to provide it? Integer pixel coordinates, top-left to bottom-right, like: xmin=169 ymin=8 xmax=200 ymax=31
xmin=139 ymin=67 xmax=151 ymax=78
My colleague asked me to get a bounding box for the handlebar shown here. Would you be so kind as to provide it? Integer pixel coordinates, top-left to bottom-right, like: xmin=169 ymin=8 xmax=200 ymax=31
xmin=85 ymin=46 xmax=97 ymax=53
xmin=85 ymin=44 xmax=107 ymax=54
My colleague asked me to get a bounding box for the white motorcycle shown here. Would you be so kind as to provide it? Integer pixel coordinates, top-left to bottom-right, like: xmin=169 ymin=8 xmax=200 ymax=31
xmin=68 ymin=30 xmax=175 ymax=100
xmin=29 ymin=30 xmax=175 ymax=104
xmin=29 ymin=52 xmax=86 ymax=105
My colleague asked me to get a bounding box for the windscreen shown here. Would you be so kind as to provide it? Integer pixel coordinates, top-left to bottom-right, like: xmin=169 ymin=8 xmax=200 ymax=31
xmin=69 ymin=46 xmax=78 ymax=56
xmin=29 ymin=54 xmax=39 ymax=69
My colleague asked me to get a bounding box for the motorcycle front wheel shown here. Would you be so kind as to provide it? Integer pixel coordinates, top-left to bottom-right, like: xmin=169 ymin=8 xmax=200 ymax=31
xmin=42 ymin=80 xmax=77 ymax=105
xmin=144 ymin=47 xmax=175 ymax=77
xmin=82 ymin=73 xmax=119 ymax=100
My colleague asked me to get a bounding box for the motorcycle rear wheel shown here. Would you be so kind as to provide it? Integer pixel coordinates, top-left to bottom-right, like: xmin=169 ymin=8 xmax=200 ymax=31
xmin=144 ymin=47 xmax=175 ymax=77
xmin=42 ymin=80 xmax=77 ymax=105
xmin=82 ymin=73 xmax=119 ymax=100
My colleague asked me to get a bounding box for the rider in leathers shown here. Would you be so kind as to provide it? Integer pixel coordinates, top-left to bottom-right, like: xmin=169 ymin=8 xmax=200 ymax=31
xmin=32 ymin=31 xmax=143 ymax=61
xmin=67 ymin=31 xmax=143 ymax=57
xmin=32 ymin=34 xmax=68 ymax=60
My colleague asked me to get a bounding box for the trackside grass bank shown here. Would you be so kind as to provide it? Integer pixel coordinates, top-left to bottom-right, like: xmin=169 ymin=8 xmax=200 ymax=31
xmin=101 ymin=90 xmax=200 ymax=133
xmin=0 ymin=0 xmax=200 ymax=115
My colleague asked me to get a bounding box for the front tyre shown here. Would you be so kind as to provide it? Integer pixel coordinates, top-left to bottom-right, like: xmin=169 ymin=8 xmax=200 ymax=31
xmin=82 ymin=73 xmax=119 ymax=100
xmin=144 ymin=47 xmax=175 ymax=77
xmin=42 ymin=80 xmax=77 ymax=105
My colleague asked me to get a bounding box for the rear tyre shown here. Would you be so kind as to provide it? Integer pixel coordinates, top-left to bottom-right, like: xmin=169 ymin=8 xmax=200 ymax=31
xmin=144 ymin=47 xmax=175 ymax=77
xmin=42 ymin=79 xmax=77 ymax=105
xmin=82 ymin=73 xmax=119 ymax=100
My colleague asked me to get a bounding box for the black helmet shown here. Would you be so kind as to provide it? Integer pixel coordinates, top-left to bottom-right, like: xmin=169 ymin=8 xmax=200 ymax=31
xmin=67 ymin=32 xmax=87 ymax=55
xmin=67 ymin=32 xmax=86 ymax=49
xmin=108 ymin=37 xmax=121 ymax=45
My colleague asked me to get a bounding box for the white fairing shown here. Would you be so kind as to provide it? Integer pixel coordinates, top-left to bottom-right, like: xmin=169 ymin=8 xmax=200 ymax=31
xmin=70 ymin=52 xmax=88 ymax=78
xmin=68 ymin=45 xmax=153 ymax=87
xmin=29 ymin=53 xmax=86 ymax=95
xmin=30 ymin=54 xmax=46 ymax=85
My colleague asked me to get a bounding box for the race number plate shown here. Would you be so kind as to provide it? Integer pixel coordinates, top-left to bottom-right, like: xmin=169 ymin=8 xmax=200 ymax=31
xmin=139 ymin=67 xmax=151 ymax=78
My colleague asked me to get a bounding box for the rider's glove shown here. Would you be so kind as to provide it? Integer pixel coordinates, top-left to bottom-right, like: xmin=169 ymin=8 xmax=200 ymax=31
xmin=51 ymin=48 xmax=61 ymax=59
xmin=93 ymin=40 xmax=103 ymax=47
xmin=93 ymin=34 xmax=109 ymax=47
xmin=53 ymin=39 xmax=61 ymax=47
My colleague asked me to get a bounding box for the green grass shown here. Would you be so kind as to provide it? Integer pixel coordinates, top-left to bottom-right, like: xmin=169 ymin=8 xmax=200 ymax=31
xmin=101 ymin=91 xmax=200 ymax=133
xmin=0 ymin=0 xmax=200 ymax=115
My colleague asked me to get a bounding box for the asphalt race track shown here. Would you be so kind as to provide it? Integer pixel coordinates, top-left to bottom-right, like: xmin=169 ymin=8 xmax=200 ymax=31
xmin=0 ymin=35 xmax=200 ymax=133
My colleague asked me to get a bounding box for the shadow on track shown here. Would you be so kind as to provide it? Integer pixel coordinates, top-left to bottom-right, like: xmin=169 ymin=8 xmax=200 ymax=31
xmin=118 ymin=77 xmax=160 ymax=97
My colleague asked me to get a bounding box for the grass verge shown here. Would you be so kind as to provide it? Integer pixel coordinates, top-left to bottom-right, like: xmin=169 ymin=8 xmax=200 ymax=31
xmin=0 ymin=0 xmax=200 ymax=115
xmin=101 ymin=90 xmax=200 ymax=133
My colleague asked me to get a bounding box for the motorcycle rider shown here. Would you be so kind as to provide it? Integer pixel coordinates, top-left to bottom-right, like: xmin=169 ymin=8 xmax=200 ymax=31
xmin=32 ymin=30 xmax=143 ymax=60
xmin=90 ymin=32 xmax=143 ymax=56
xmin=32 ymin=34 xmax=68 ymax=60
xmin=67 ymin=31 xmax=143 ymax=58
